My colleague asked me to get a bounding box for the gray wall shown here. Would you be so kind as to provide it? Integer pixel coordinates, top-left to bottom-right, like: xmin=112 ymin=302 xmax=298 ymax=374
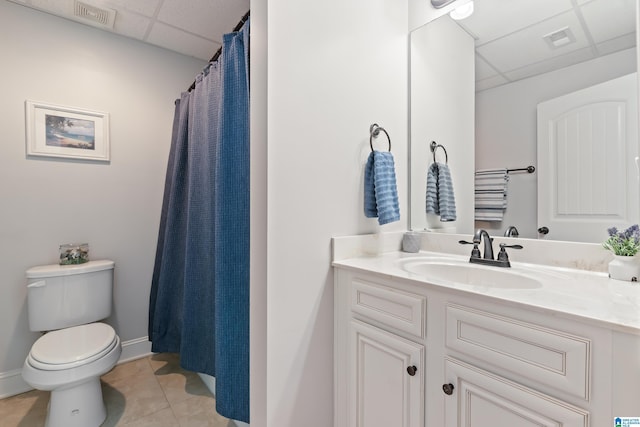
xmin=0 ymin=1 xmax=205 ymax=396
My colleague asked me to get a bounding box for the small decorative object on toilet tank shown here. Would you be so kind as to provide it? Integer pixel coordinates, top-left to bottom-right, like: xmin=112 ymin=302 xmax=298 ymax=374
xmin=59 ymin=243 xmax=89 ymax=265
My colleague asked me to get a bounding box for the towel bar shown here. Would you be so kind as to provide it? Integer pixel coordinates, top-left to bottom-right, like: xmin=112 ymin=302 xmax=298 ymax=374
xmin=369 ymin=124 xmax=391 ymax=152
xmin=430 ymin=141 xmax=448 ymax=164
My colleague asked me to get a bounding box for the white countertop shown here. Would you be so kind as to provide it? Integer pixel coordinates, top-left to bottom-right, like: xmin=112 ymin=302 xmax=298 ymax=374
xmin=333 ymin=250 xmax=640 ymax=334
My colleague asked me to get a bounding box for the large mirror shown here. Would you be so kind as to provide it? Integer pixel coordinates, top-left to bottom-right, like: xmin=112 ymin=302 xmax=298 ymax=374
xmin=409 ymin=0 xmax=638 ymax=243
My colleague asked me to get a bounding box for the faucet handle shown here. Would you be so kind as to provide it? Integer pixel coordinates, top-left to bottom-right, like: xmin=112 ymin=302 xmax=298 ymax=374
xmin=499 ymin=243 xmax=523 ymax=250
xmin=459 ymin=240 xmax=481 ymax=259
xmin=497 ymin=243 xmax=523 ymax=263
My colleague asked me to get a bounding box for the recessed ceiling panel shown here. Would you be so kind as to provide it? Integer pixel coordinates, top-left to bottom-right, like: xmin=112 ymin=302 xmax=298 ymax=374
xmin=457 ymin=0 xmax=574 ymax=45
xmin=157 ymin=0 xmax=249 ymax=41
xmin=477 ymin=11 xmax=589 ymax=73
xmin=112 ymin=10 xmax=152 ymax=40
xmin=476 ymin=74 xmax=509 ymax=92
xmin=104 ymin=0 xmax=161 ymax=18
xmin=475 ymin=55 xmax=499 ymax=80
xmin=580 ymin=0 xmax=635 ymax=45
xmin=147 ymin=21 xmax=221 ymax=60
xmin=503 ymin=46 xmax=594 ymax=83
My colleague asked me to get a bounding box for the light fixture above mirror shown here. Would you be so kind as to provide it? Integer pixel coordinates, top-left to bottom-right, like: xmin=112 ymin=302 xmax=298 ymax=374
xmin=431 ymin=0 xmax=474 ymax=20
xmin=449 ymin=1 xmax=474 ymax=20
xmin=431 ymin=0 xmax=456 ymax=8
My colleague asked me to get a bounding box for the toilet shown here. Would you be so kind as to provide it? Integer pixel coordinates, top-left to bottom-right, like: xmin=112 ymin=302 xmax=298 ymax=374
xmin=22 ymin=260 xmax=122 ymax=427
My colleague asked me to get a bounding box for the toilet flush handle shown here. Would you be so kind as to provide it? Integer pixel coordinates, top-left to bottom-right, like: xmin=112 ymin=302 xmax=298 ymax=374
xmin=27 ymin=280 xmax=46 ymax=288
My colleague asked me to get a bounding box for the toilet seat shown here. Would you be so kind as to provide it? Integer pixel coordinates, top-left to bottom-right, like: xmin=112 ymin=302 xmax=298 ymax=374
xmin=28 ymin=323 xmax=117 ymax=371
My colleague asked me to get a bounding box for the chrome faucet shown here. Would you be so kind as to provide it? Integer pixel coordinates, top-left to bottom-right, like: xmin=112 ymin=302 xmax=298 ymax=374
xmin=473 ymin=229 xmax=494 ymax=260
xmin=459 ymin=229 xmax=523 ymax=268
xmin=504 ymin=226 xmax=519 ymax=238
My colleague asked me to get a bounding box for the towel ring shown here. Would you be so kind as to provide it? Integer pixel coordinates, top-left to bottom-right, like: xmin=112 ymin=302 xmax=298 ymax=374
xmin=430 ymin=141 xmax=448 ymax=164
xmin=369 ymin=124 xmax=391 ymax=152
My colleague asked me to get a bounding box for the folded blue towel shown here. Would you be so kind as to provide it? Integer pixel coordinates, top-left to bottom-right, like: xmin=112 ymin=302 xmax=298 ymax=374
xmin=364 ymin=151 xmax=400 ymax=225
xmin=426 ymin=162 xmax=457 ymax=222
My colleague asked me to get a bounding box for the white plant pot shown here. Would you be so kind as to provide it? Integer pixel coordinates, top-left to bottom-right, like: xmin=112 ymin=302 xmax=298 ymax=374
xmin=608 ymin=255 xmax=640 ymax=282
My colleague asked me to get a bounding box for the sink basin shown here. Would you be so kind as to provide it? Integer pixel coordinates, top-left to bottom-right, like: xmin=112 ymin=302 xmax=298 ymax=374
xmin=400 ymin=260 xmax=543 ymax=289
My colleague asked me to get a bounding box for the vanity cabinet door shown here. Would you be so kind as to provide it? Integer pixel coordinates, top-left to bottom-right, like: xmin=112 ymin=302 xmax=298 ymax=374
xmin=444 ymin=358 xmax=589 ymax=427
xmin=350 ymin=320 xmax=424 ymax=427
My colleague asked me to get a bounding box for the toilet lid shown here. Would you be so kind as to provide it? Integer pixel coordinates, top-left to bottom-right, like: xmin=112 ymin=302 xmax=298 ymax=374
xmin=29 ymin=323 xmax=117 ymax=370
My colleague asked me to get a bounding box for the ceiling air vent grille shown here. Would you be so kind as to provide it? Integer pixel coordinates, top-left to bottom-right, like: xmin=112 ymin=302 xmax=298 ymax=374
xmin=543 ymin=27 xmax=576 ymax=49
xmin=74 ymin=1 xmax=116 ymax=28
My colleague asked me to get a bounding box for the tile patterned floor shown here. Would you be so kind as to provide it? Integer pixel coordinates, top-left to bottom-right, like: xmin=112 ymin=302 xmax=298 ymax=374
xmin=0 ymin=353 xmax=234 ymax=427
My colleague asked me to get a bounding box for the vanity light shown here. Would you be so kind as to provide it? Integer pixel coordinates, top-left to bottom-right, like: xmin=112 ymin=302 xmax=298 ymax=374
xmin=449 ymin=0 xmax=474 ymax=20
xmin=431 ymin=0 xmax=456 ymax=8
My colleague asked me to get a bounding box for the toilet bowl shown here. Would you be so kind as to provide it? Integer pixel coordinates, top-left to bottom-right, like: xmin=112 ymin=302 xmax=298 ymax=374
xmin=22 ymin=323 xmax=121 ymax=427
xmin=22 ymin=260 xmax=121 ymax=427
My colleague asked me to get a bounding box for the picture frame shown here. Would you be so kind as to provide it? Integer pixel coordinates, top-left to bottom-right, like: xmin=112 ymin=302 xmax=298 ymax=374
xmin=25 ymin=100 xmax=110 ymax=162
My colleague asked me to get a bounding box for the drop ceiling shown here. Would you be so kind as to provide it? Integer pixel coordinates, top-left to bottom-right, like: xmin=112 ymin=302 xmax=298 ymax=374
xmin=454 ymin=0 xmax=637 ymax=91
xmin=6 ymin=0 xmax=250 ymax=61
xmin=7 ymin=0 xmax=636 ymax=92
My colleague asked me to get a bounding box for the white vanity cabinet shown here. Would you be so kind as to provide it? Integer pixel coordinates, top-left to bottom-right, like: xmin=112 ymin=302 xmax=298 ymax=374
xmin=335 ymin=274 xmax=427 ymax=427
xmin=334 ymin=266 xmax=640 ymax=427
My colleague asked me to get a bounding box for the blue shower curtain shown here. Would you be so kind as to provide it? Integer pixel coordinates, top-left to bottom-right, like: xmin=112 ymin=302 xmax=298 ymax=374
xmin=149 ymin=20 xmax=249 ymax=423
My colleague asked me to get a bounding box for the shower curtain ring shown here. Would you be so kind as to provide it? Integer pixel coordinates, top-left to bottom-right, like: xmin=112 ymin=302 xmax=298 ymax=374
xmin=369 ymin=124 xmax=392 ymax=152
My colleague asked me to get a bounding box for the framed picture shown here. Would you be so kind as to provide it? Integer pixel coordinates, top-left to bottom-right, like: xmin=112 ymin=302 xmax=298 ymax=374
xmin=25 ymin=100 xmax=110 ymax=162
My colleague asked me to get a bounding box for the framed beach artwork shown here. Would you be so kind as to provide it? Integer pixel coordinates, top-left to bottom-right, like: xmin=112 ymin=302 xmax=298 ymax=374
xmin=25 ymin=100 xmax=110 ymax=161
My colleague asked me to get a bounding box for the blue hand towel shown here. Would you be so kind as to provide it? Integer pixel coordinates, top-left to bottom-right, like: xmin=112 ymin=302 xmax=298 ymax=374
xmin=426 ymin=162 xmax=457 ymax=222
xmin=364 ymin=151 xmax=400 ymax=225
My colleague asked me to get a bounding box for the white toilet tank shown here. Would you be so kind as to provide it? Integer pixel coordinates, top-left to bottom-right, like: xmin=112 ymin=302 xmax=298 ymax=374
xmin=26 ymin=260 xmax=115 ymax=332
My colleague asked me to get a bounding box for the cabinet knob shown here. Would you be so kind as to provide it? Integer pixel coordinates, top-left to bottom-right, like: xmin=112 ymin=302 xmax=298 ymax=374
xmin=442 ymin=383 xmax=455 ymax=395
xmin=406 ymin=365 xmax=417 ymax=376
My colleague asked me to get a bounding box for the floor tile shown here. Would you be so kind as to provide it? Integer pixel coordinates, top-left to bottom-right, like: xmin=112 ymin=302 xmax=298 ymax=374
xmin=101 ymin=370 xmax=169 ymax=426
xmin=0 ymin=389 xmax=48 ymax=427
xmin=120 ymin=407 xmax=179 ymax=427
xmin=0 ymin=355 xmax=232 ymax=427
xmin=170 ymin=395 xmax=232 ymax=427
xmin=102 ymin=357 xmax=154 ymax=383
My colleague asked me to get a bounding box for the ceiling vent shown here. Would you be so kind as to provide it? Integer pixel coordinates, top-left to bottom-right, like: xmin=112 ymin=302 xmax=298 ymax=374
xmin=73 ymin=1 xmax=116 ymax=29
xmin=543 ymin=27 xmax=576 ymax=49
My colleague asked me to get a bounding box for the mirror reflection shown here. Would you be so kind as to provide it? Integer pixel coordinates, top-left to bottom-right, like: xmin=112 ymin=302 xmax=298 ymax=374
xmin=410 ymin=0 xmax=638 ymax=243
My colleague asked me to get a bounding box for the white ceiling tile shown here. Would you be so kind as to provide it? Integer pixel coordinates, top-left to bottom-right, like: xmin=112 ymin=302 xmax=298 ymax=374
xmin=113 ymin=9 xmax=152 ymax=40
xmin=476 ymin=75 xmax=509 ymax=92
xmin=580 ymin=0 xmax=635 ymax=44
xmin=157 ymin=0 xmax=249 ymax=41
xmin=503 ymin=47 xmax=595 ymax=82
xmin=595 ymin=32 xmax=637 ymax=56
xmin=147 ymin=21 xmax=220 ymax=60
xmin=475 ymin=55 xmax=498 ymax=80
xmin=477 ymin=11 xmax=590 ymax=73
xmin=102 ymin=0 xmax=161 ymax=17
xmin=27 ymin=0 xmax=73 ymax=16
xmin=456 ymin=0 xmax=574 ymax=45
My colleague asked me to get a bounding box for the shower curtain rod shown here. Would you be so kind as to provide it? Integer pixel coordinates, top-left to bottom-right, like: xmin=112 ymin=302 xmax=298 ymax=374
xmin=187 ymin=10 xmax=250 ymax=92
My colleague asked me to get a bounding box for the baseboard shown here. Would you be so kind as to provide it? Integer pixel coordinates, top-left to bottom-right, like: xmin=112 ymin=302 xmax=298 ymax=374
xmin=0 ymin=369 xmax=31 ymax=399
xmin=117 ymin=335 xmax=153 ymax=364
xmin=0 ymin=335 xmax=152 ymax=400
xmin=197 ymin=373 xmax=250 ymax=426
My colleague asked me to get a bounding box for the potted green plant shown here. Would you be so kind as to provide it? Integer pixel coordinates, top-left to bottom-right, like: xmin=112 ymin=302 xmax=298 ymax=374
xmin=603 ymin=225 xmax=640 ymax=282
